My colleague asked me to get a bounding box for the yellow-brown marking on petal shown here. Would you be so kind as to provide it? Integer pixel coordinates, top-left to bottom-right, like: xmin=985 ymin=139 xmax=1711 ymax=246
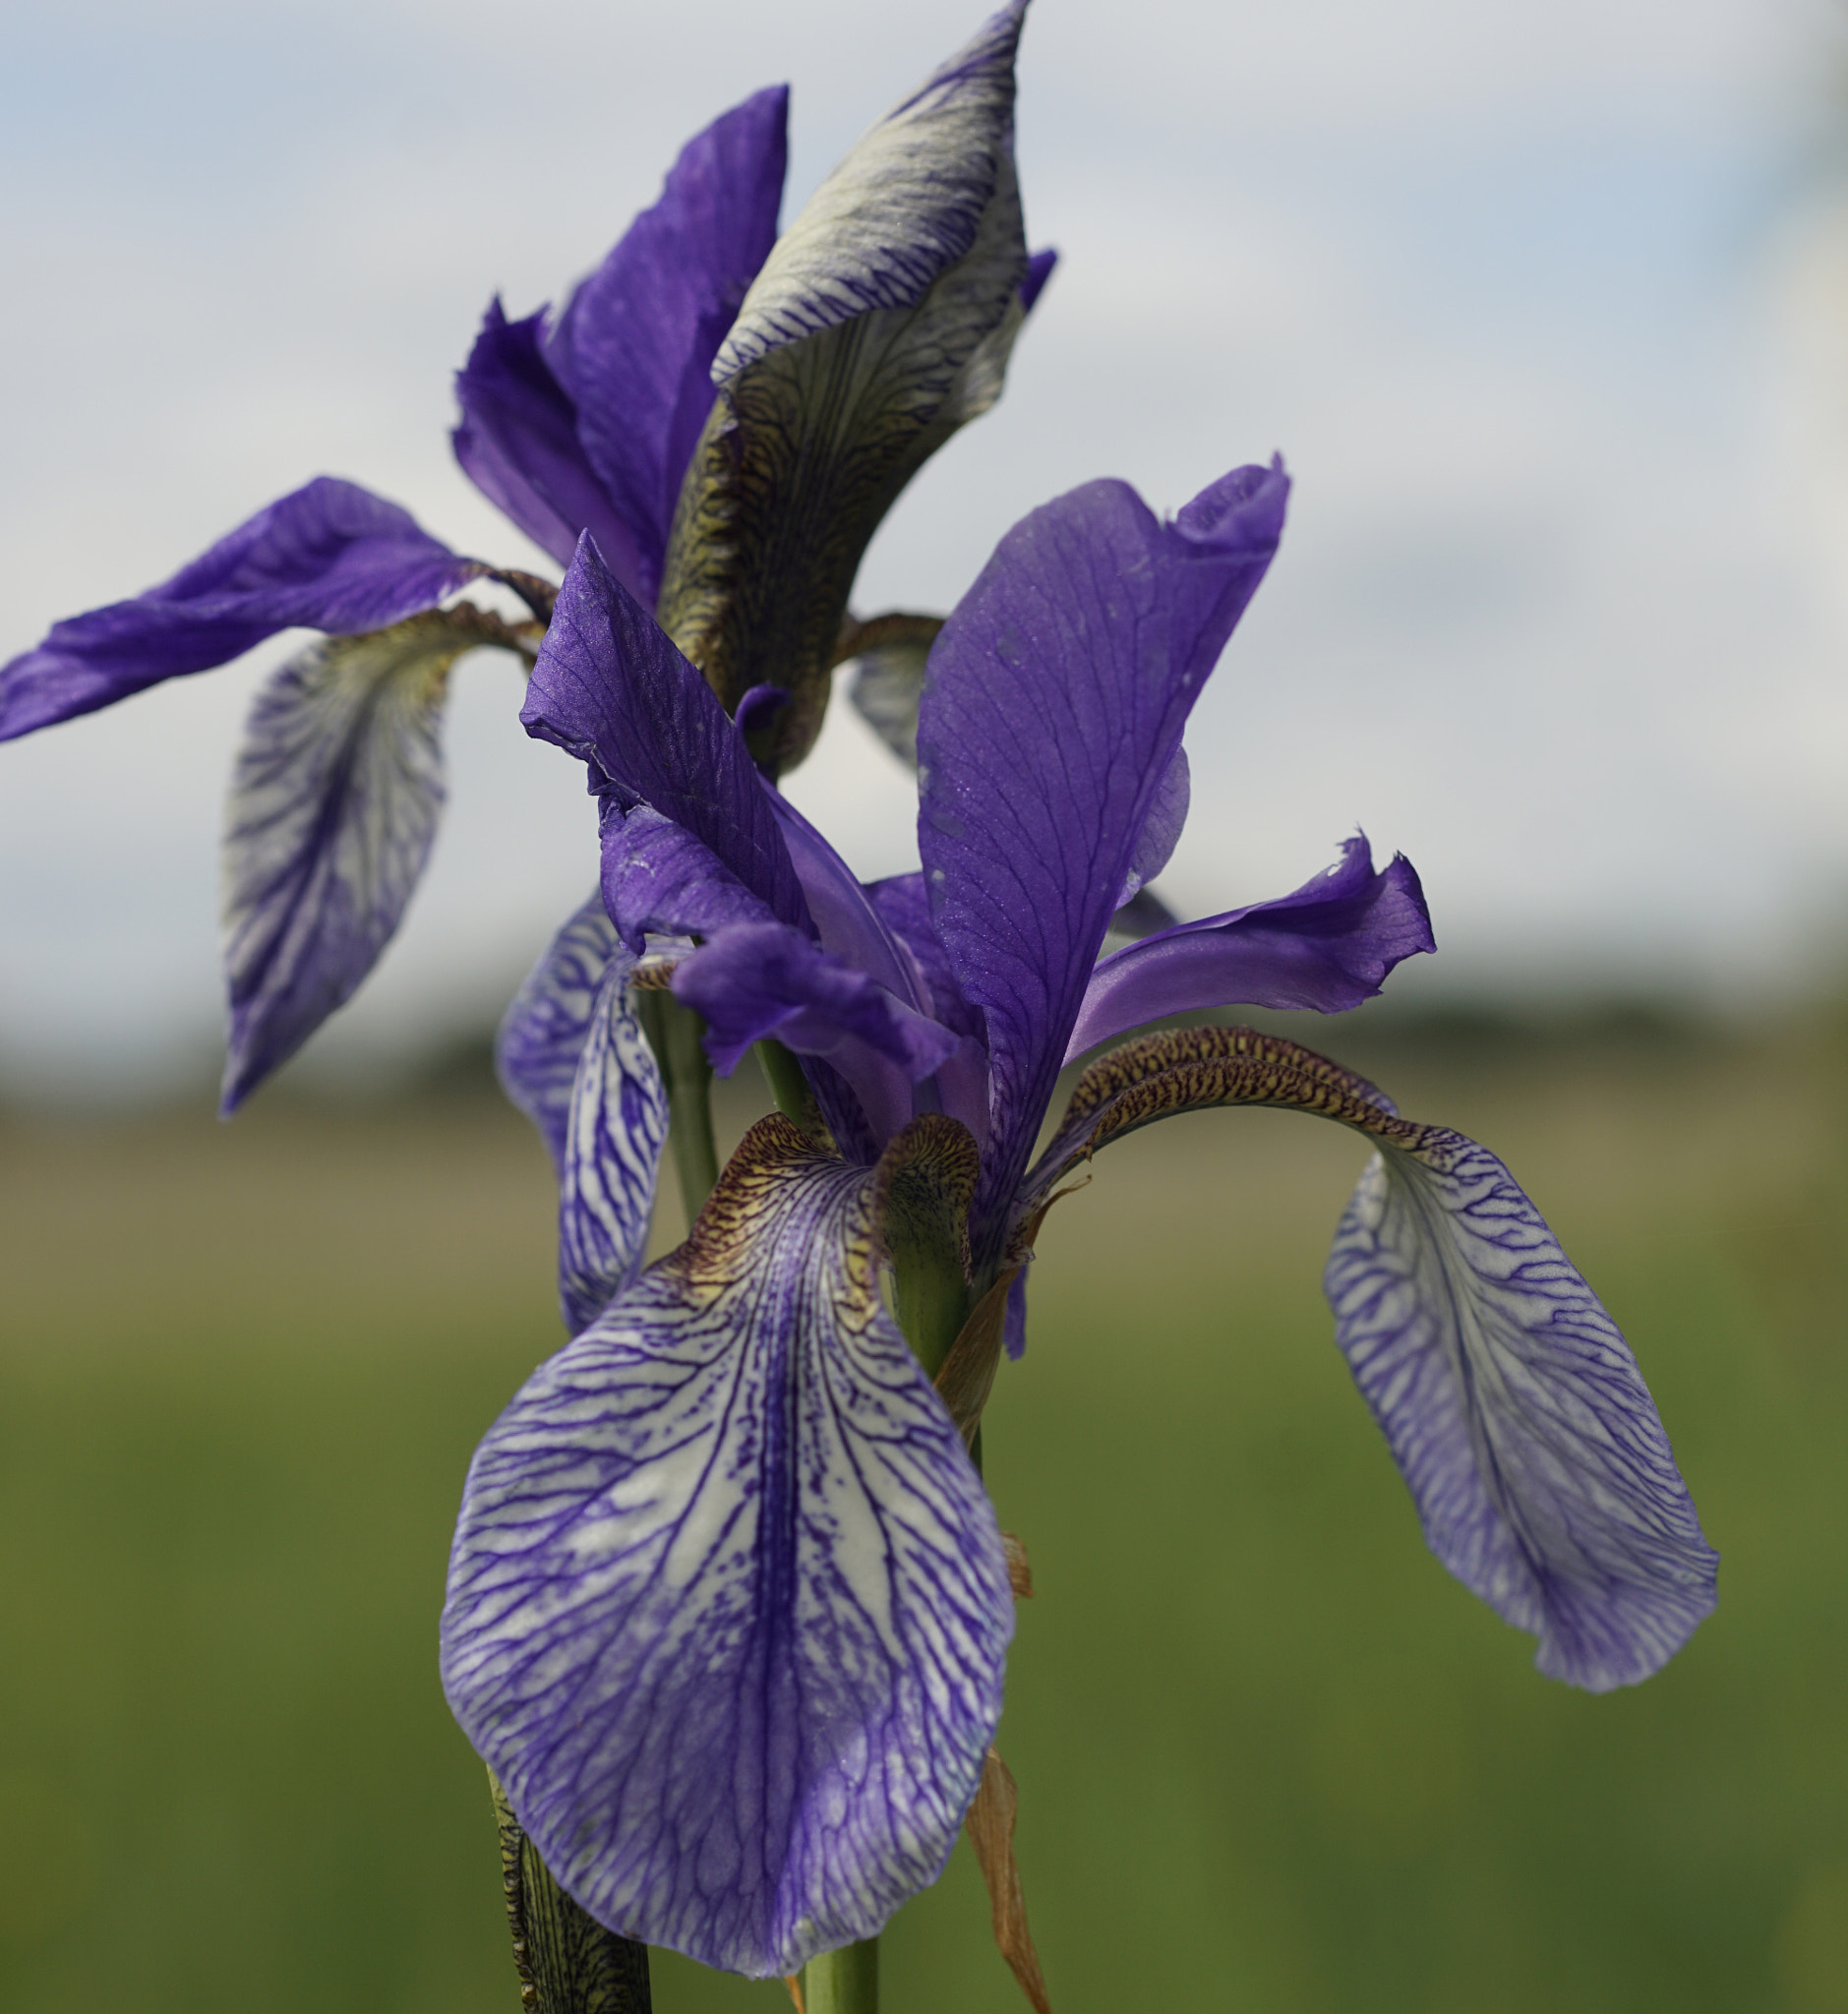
xmin=1001 ymin=1532 xmax=1033 ymax=1599
xmin=873 ymin=1112 xmax=981 ymax=1281
xmin=1021 ymin=1025 xmax=1455 ymax=1226
xmin=672 ymin=1116 xmax=879 ymax=1302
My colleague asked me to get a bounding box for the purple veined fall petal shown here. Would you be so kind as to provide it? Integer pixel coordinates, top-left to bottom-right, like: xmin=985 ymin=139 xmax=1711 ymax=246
xmin=452 ymin=301 xmax=653 ymax=586
xmin=545 ymin=87 xmax=788 ymax=610
xmin=918 ymin=459 xmax=1289 ymax=1262
xmin=672 ymin=921 xmax=960 ymax=1150
xmin=1064 ymin=836 xmax=1436 ymax=1064
xmin=1022 ymin=1024 xmax=1717 ymax=1690
xmin=1326 ymin=1126 xmax=1717 ymax=1690
xmin=522 ymin=537 xmax=809 ymax=931
xmin=557 ymin=946 xmax=671 ymax=1334
xmin=496 ymin=893 xmax=626 ymax=1176
xmin=0 ymin=478 xmax=484 ymax=741
xmin=442 ymin=1118 xmax=1013 ymax=1977
xmin=218 ymin=606 xmax=518 ymax=1111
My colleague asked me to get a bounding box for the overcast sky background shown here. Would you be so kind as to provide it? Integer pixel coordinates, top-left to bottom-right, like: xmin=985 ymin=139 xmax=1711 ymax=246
xmin=3 ymin=0 xmax=1846 ymax=1100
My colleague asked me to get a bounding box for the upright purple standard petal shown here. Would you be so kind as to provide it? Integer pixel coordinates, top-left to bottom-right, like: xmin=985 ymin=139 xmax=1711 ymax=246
xmin=1064 ymin=836 xmax=1435 ymax=1062
xmin=0 ymin=478 xmax=482 ymax=740
xmin=219 ymin=607 xmax=516 ymax=1109
xmin=452 ymin=303 xmax=650 ymax=584
xmin=864 ymin=874 xmax=984 ymax=1043
xmin=547 ymin=88 xmax=787 ymax=609
xmin=1326 ymin=1131 xmax=1718 ymax=1690
xmin=443 ymin=1118 xmax=1013 ymax=1976
xmin=453 ymin=89 xmax=787 ymax=608
xmin=919 ymin=461 xmax=1288 ymax=1255
xmin=522 ymin=539 xmax=808 ymax=932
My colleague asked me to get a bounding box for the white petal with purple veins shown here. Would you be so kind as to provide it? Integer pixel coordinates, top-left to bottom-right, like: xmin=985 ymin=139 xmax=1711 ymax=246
xmin=497 ymin=894 xmax=622 ymax=1174
xmin=443 ymin=1118 xmax=1012 ymax=1977
xmin=557 ymin=950 xmax=669 ymax=1333
xmin=220 ymin=607 xmax=522 ymax=1109
xmin=1326 ymin=1133 xmax=1717 ymax=1690
xmin=1025 ymin=1026 xmax=1716 ymax=1690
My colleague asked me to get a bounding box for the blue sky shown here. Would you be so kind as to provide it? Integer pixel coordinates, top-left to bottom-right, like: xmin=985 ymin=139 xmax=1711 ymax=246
xmin=3 ymin=0 xmax=1843 ymax=1096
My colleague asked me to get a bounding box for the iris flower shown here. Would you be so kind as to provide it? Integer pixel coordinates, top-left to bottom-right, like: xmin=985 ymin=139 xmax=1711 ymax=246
xmin=0 ymin=1 xmax=1043 ymax=1109
xmin=442 ymin=457 xmax=1718 ymax=1981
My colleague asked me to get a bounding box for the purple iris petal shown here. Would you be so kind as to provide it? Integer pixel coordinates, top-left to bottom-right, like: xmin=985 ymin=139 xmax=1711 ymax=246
xmin=545 ymin=88 xmax=787 ymax=609
xmin=1326 ymin=1128 xmax=1718 ymax=1690
xmin=452 ymin=91 xmax=786 ymax=606
xmin=918 ymin=459 xmax=1289 ymax=1256
xmin=767 ymin=794 xmax=933 ymax=1017
xmin=558 ymin=948 xmax=671 ymax=1334
xmin=497 ymin=894 xmax=624 ymax=1175
xmin=442 ymin=1123 xmax=1012 ymax=1976
xmin=1064 ymin=836 xmax=1435 ymax=1063
xmin=0 ymin=478 xmax=481 ymax=741
xmin=673 ymin=921 xmax=959 ymax=1148
xmin=494 ymin=895 xmax=670 ymax=1333
xmin=600 ymin=801 xmax=781 ymax=951
xmin=866 ymin=872 xmax=991 ymax=1145
xmin=1003 ymin=1269 xmax=1029 ymax=1360
xmin=1119 ymin=745 xmax=1189 ymax=906
xmin=1019 ymin=246 xmax=1057 ymax=313
xmin=452 ymin=303 xmax=650 ymax=584
xmin=1108 ymin=886 xmax=1180 ymax=940
xmin=219 ymin=611 xmax=494 ymax=1110
xmin=865 ymin=874 xmax=984 ymax=1042
xmin=522 ymin=537 xmax=808 ymax=931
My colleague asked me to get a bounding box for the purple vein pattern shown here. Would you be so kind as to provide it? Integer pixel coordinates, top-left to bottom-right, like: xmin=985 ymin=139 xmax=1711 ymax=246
xmin=1326 ymin=1131 xmax=1719 ymax=1690
xmin=442 ymin=1118 xmax=1013 ymax=1977
xmin=558 ymin=952 xmax=671 ymax=1334
xmin=497 ymin=896 xmax=625 ymax=1179
xmin=497 ymin=897 xmax=669 ymax=1333
xmin=219 ymin=612 xmax=480 ymax=1110
xmin=1016 ymin=1024 xmax=1716 ymax=1688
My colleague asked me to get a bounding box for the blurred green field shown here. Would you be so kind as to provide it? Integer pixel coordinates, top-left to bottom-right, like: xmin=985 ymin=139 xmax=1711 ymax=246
xmin=2 ymin=1009 xmax=1845 ymax=2012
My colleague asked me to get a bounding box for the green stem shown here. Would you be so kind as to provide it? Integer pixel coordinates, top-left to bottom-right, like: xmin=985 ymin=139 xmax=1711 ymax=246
xmin=755 ymin=1037 xmax=813 ymax=1126
xmin=802 ymin=1938 xmax=878 ymax=2014
xmin=636 ymin=991 xmax=720 ymax=1223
